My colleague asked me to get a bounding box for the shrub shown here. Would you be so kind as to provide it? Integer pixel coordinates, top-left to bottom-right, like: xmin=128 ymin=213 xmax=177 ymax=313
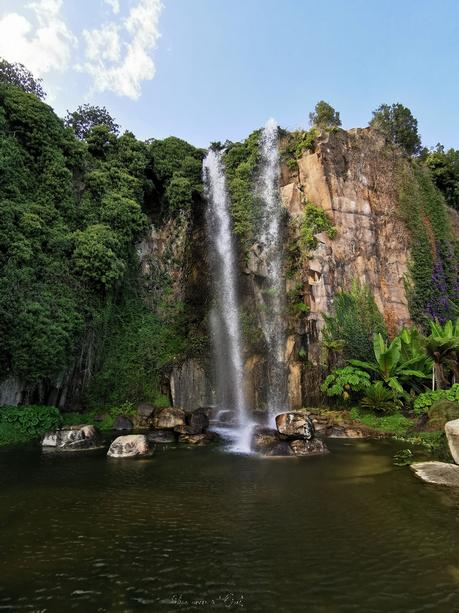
xmin=359 ymin=381 xmax=403 ymax=415
xmin=321 ymin=366 xmax=371 ymax=401
xmin=0 ymin=405 xmax=61 ymax=445
xmin=414 ymin=383 xmax=459 ymax=415
xmin=299 ymin=202 xmax=337 ymax=251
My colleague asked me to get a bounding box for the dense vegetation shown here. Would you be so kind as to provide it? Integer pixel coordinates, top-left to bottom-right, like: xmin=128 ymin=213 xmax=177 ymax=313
xmin=0 ymin=64 xmax=204 ymax=419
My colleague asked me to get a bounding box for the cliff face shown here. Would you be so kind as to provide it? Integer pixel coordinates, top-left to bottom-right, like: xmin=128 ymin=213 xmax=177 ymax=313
xmin=170 ymin=128 xmax=416 ymax=412
xmin=281 ymin=128 xmax=412 ymax=349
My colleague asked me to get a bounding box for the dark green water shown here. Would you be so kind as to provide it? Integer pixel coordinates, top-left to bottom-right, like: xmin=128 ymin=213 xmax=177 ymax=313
xmin=1 ymin=437 xmax=459 ymax=612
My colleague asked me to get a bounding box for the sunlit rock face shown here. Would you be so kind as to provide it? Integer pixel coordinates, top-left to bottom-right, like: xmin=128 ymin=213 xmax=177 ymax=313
xmin=281 ymin=128 xmax=411 ymax=341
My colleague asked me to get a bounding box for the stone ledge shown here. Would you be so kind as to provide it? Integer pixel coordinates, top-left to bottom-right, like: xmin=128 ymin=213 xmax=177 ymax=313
xmin=410 ymin=461 xmax=459 ymax=487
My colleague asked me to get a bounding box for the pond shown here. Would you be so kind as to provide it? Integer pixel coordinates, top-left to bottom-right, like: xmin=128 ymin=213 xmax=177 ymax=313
xmin=1 ymin=436 xmax=459 ymax=612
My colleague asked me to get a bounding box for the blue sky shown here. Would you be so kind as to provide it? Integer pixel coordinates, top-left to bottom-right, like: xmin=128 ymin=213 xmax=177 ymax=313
xmin=1 ymin=0 xmax=458 ymax=148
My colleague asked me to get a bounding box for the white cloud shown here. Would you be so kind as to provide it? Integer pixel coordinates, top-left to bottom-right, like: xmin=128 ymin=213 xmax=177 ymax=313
xmin=80 ymin=0 xmax=162 ymax=100
xmin=104 ymin=0 xmax=120 ymax=14
xmin=0 ymin=0 xmax=76 ymax=76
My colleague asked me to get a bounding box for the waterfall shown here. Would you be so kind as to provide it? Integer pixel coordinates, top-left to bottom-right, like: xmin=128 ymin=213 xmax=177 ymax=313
xmin=257 ymin=118 xmax=288 ymax=420
xmin=203 ymin=149 xmax=251 ymax=452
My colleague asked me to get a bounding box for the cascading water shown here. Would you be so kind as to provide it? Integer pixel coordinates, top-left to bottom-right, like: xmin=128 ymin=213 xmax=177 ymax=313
xmin=257 ymin=118 xmax=288 ymax=422
xmin=203 ymin=149 xmax=252 ymax=452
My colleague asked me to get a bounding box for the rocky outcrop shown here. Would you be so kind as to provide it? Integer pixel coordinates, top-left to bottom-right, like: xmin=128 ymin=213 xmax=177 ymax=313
xmin=411 ymin=461 xmax=459 ymax=487
xmin=252 ymin=412 xmax=329 ymax=457
xmin=152 ymin=407 xmax=185 ymax=430
xmin=42 ymin=425 xmax=101 ymax=451
xmin=107 ymin=435 xmax=151 ymax=458
xmin=177 ymin=432 xmax=218 ymax=445
xmin=445 ymin=419 xmax=459 ymax=464
xmin=276 ymin=412 xmax=315 ymax=439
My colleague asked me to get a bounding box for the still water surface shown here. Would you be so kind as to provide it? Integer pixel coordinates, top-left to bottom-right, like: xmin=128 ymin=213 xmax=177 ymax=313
xmin=1 ymin=437 xmax=459 ymax=612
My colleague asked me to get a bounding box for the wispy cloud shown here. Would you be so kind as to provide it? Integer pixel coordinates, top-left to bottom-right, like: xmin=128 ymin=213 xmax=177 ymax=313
xmin=80 ymin=0 xmax=163 ymax=100
xmin=0 ymin=0 xmax=76 ymax=75
xmin=104 ymin=0 xmax=120 ymax=14
xmin=0 ymin=0 xmax=163 ymax=101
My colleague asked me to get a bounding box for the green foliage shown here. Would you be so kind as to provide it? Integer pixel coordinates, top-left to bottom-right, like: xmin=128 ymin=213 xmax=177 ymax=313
xmin=0 ymin=81 xmax=190 ymax=395
xmin=322 ymin=283 xmax=387 ymax=362
xmin=349 ymin=406 xmax=412 ymax=435
xmin=396 ymin=162 xmax=457 ymax=326
xmin=64 ymin=104 xmax=119 ymax=140
xmin=414 ymin=383 xmax=459 ymax=415
xmin=309 ymin=100 xmax=341 ymax=129
xmin=321 ymin=366 xmax=371 ymax=401
xmin=425 ymin=318 xmax=459 ymax=389
xmin=0 ymin=58 xmax=45 ymax=99
xmin=359 ymin=381 xmax=403 ymax=415
xmin=224 ymin=130 xmax=261 ymax=247
xmin=350 ymin=333 xmax=431 ymax=395
xmin=149 ymin=137 xmax=204 ymax=217
xmin=370 ymin=103 xmax=421 ymax=155
xmin=0 ymin=405 xmax=60 ymax=446
xmin=426 ymin=399 xmax=459 ymax=430
xmin=392 ymin=448 xmax=413 ymax=466
xmin=425 ymin=144 xmax=459 ymax=211
xmin=299 ymin=202 xmax=337 ymax=251
xmin=280 ymin=128 xmax=317 ymax=165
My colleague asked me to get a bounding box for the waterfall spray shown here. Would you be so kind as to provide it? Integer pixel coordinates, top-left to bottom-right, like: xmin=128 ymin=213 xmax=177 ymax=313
xmin=203 ymin=149 xmax=252 ymax=452
xmin=257 ymin=118 xmax=288 ymax=421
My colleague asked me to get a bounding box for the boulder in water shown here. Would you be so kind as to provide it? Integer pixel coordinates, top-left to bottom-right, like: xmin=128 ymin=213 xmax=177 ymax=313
xmin=178 ymin=432 xmax=218 ymax=445
xmin=152 ymin=407 xmax=185 ymax=430
xmin=185 ymin=409 xmax=209 ymax=434
xmin=289 ymin=438 xmax=329 ymax=456
xmin=137 ymin=403 xmax=155 ymax=419
xmin=42 ymin=425 xmax=102 ymax=450
xmin=251 ymin=427 xmax=281 ymax=453
xmin=107 ymin=434 xmax=151 ymax=458
xmin=275 ymin=412 xmax=315 ymax=440
xmin=113 ymin=415 xmax=133 ymax=431
xmin=147 ymin=429 xmax=176 ymax=444
xmin=445 ymin=419 xmax=459 ymax=464
xmin=411 ymin=461 xmax=459 ymax=487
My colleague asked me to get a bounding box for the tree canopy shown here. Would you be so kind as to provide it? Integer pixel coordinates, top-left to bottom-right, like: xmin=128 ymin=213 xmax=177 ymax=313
xmin=309 ymin=100 xmax=341 ymax=129
xmin=64 ymin=104 xmax=120 ymax=140
xmin=0 ymin=58 xmax=45 ymax=99
xmin=370 ymin=103 xmax=421 ymax=156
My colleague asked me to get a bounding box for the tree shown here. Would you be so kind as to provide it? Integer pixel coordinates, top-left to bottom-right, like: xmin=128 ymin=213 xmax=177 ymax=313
xmin=425 ymin=144 xmax=459 ymax=211
xmin=370 ymin=103 xmax=421 ymax=156
xmin=0 ymin=58 xmax=45 ymax=99
xmin=64 ymin=104 xmax=119 ymax=140
xmin=309 ymin=100 xmax=341 ymax=129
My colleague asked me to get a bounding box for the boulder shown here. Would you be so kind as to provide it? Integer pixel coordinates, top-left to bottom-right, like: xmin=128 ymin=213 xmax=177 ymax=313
xmin=178 ymin=432 xmax=218 ymax=446
xmin=137 ymin=403 xmax=155 ymax=419
xmin=411 ymin=461 xmax=459 ymax=487
xmin=275 ymin=412 xmax=315 ymax=440
xmin=185 ymin=410 xmax=209 ymax=434
xmin=107 ymin=435 xmax=151 ymax=458
xmin=289 ymin=438 xmax=329 ymax=456
xmin=147 ymin=429 xmax=176 ymax=444
xmin=445 ymin=419 xmax=459 ymax=464
xmin=251 ymin=427 xmax=281 ymax=453
xmin=153 ymin=407 xmax=185 ymax=430
xmin=113 ymin=415 xmax=133 ymax=431
xmin=42 ymin=425 xmax=101 ymax=450
xmin=325 ymin=425 xmax=367 ymax=438
xmin=262 ymin=441 xmax=292 ymax=456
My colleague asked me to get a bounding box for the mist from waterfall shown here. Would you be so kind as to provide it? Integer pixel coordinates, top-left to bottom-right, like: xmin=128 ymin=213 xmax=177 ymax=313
xmin=203 ymin=149 xmax=251 ymax=452
xmin=257 ymin=118 xmax=288 ymax=420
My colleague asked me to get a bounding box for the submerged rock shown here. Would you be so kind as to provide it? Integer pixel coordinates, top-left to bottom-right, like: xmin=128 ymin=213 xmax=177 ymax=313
xmin=178 ymin=431 xmax=218 ymax=445
xmin=152 ymin=407 xmax=185 ymax=430
xmin=275 ymin=412 xmax=315 ymax=440
xmin=411 ymin=461 xmax=459 ymax=487
xmin=289 ymin=438 xmax=329 ymax=456
xmin=445 ymin=419 xmax=459 ymax=464
xmin=113 ymin=415 xmax=133 ymax=431
xmin=147 ymin=429 xmax=176 ymax=444
xmin=107 ymin=434 xmax=151 ymax=458
xmin=42 ymin=425 xmax=101 ymax=450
